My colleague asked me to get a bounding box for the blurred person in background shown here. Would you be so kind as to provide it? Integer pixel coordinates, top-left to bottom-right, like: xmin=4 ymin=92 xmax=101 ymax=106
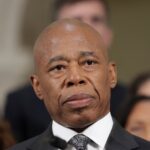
xmin=0 ymin=120 xmax=16 ymax=149
xmin=4 ymin=0 xmax=127 ymax=142
xmin=118 ymin=95 xmax=150 ymax=141
xmin=127 ymin=71 xmax=150 ymax=99
xmin=118 ymin=72 xmax=150 ymax=141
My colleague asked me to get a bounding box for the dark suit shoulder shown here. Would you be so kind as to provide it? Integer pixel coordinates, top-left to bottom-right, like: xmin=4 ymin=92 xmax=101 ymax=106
xmin=133 ymin=135 xmax=150 ymax=149
xmin=7 ymin=127 xmax=56 ymax=150
xmin=6 ymin=84 xmax=37 ymax=102
xmin=106 ymin=120 xmax=150 ymax=150
xmin=7 ymin=136 xmax=38 ymax=150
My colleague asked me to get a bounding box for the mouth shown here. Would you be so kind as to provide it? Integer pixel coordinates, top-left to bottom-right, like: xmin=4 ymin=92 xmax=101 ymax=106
xmin=63 ymin=93 xmax=95 ymax=109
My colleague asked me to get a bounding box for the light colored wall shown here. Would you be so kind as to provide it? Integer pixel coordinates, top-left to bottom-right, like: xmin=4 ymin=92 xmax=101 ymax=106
xmin=0 ymin=0 xmax=51 ymax=117
xmin=0 ymin=0 xmax=32 ymax=116
xmin=108 ymin=0 xmax=150 ymax=83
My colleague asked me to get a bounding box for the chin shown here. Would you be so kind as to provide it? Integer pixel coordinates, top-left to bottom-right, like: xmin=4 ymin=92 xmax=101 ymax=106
xmin=67 ymin=121 xmax=93 ymax=132
xmin=65 ymin=114 xmax=97 ymax=130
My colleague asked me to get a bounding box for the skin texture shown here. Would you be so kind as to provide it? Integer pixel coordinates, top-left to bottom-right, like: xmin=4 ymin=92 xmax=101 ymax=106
xmin=126 ymin=100 xmax=150 ymax=141
xmin=137 ymin=79 xmax=150 ymax=96
xmin=57 ymin=0 xmax=112 ymax=49
xmin=31 ymin=19 xmax=117 ymax=131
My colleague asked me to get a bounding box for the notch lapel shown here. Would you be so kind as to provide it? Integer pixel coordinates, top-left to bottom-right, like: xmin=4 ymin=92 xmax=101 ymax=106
xmin=105 ymin=120 xmax=138 ymax=150
xmin=27 ymin=126 xmax=57 ymax=150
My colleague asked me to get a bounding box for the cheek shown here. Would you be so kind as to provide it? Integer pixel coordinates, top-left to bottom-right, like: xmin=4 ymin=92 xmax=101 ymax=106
xmin=91 ymin=70 xmax=110 ymax=91
xmin=42 ymin=84 xmax=62 ymax=120
xmin=40 ymin=76 xmax=63 ymax=110
xmin=41 ymin=73 xmax=62 ymax=94
xmin=88 ymin=70 xmax=111 ymax=102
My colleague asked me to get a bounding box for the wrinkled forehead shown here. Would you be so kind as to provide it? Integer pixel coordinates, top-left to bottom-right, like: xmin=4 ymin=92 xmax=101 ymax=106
xmin=33 ymin=19 xmax=107 ymax=66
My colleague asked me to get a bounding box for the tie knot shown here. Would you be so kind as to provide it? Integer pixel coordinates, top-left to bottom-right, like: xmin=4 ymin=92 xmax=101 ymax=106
xmin=69 ymin=134 xmax=89 ymax=150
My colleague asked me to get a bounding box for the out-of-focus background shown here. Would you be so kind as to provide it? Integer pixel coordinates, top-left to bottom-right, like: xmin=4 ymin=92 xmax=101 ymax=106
xmin=0 ymin=0 xmax=150 ymax=116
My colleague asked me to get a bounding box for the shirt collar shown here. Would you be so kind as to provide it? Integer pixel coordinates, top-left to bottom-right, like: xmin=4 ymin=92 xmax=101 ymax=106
xmin=52 ymin=112 xmax=113 ymax=149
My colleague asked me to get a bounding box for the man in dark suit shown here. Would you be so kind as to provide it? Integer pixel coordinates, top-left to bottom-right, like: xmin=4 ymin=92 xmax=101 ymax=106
xmin=9 ymin=19 xmax=150 ymax=150
xmin=5 ymin=0 xmax=126 ymax=142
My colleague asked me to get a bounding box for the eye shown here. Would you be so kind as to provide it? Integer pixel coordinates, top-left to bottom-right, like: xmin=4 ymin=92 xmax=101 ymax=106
xmin=83 ymin=59 xmax=97 ymax=66
xmin=49 ymin=64 xmax=66 ymax=72
xmin=92 ymin=16 xmax=106 ymax=24
xmin=130 ymin=126 xmax=143 ymax=133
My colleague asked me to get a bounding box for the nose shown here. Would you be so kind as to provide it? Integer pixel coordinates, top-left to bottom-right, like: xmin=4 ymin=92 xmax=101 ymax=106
xmin=65 ymin=63 xmax=86 ymax=88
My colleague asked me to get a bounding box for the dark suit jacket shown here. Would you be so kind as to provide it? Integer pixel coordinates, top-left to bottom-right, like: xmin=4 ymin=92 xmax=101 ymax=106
xmin=8 ymin=121 xmax=150 ymax=150
xmin=4 ymin=83 xmax=126 ymax=142
xmin=111 ymin=83 xmax=127 ymax=116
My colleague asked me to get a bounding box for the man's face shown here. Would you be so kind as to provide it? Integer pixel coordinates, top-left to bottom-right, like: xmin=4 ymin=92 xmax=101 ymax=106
xmin=57 ymin=0 xmax=112 ymax=48
xmin=32 ymin=21 xmax=116 ymax=130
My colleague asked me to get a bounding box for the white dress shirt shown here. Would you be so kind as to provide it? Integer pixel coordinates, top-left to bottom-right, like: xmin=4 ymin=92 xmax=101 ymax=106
xmin=52 ymin=112 xmax=113 ymax=150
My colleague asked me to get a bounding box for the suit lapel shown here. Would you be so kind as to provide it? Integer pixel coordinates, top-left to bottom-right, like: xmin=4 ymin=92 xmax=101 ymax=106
xmin=26 ymin=126 xmax=57 ymax=150
xmin=105 ymin=120 xmax=139 ymax=150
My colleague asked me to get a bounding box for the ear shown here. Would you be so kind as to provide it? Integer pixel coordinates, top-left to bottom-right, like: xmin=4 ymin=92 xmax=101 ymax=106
xmin=108 ymin=62 xmax=117 ymax=88
xmin=30 ymin=75 xmax=44 ymax=100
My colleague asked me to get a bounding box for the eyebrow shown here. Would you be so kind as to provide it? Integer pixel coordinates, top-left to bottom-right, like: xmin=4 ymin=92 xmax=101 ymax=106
xmin=48 ymin=56 xmax=68 ymax=64
xmin=80 ymin=51 xmax=95 ymax=57
xmin=48 ymin=51 xmax=96 ymax=64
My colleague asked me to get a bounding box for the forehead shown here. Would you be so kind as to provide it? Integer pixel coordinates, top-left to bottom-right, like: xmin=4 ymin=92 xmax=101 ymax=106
xmin=58 ymin=0 xmax=106 ymax=18
xmin=34 ymin=20 xmax=107 ymax=64
xmin=130 ymin=101 xmax=150 ymax=120
xmin=138 ymin=79 xmax=150 ymax=95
